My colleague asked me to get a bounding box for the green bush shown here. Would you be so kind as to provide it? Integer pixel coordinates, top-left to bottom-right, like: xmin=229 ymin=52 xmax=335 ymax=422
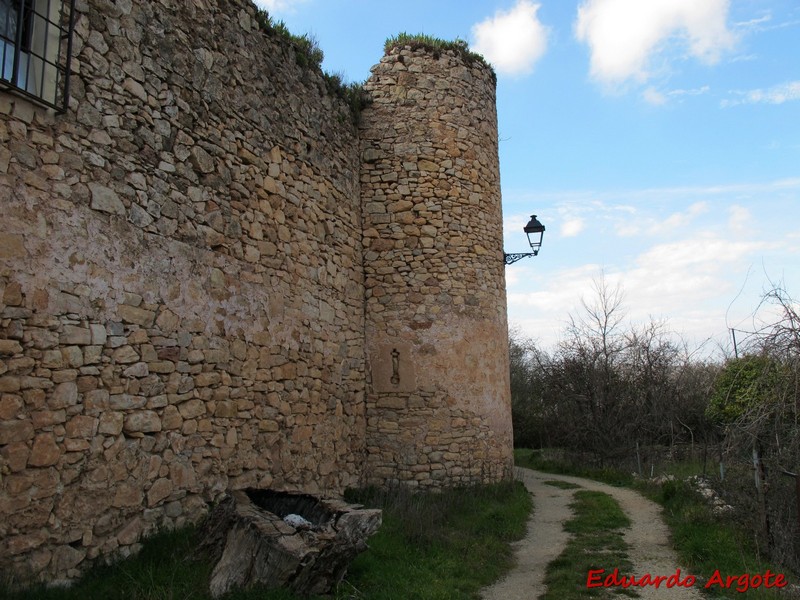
xmin=706 ymin=355 xmax=783 ymax=425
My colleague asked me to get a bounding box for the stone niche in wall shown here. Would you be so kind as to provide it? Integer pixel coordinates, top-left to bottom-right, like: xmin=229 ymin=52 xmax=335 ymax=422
xmin=370 ymin=343 xmax=416 ymax=393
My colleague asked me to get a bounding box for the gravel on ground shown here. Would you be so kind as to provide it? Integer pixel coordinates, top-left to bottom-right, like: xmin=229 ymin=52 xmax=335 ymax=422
xmin=481 ymin=467 xmax=704 ymax=600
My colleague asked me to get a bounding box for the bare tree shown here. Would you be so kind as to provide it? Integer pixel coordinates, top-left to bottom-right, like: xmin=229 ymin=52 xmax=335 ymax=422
xmin=510 ymin=275 xmax=715 ymax=467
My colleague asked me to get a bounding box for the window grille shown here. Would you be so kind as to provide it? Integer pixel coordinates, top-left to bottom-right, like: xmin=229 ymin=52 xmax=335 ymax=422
xmin=0 ymin=0 xmax=76 ymax=112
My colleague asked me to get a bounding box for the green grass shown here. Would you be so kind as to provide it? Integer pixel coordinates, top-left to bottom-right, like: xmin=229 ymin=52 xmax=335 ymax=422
xmin=1 ymin=481 xmax=530 ymax=600
xmin=652 ymin=478 xmax=788 ymax=598
xmin=516 ymin=448 xmax=795 ymax=598
xmin=251 ymin=5 xmax=368 ymax=123
xmin=515 ymin=449 xmax=635 ymax=487
xmin=384 ymin=33 xmax=492 ymax=72
xmin=341 ymin=481 xmax=531 ymax=599
xmin=0 ymin=527 xmax=217 ymax=600
xmin=543 ymin=480 xmax=581 ymax=490
xmin=542 ymin=491 xmax=635 ymax=599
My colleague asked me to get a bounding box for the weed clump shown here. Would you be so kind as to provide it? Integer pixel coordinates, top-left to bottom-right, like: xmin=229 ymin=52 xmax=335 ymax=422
xmin=384 ymin=33 xmax=493 ymax=73
xmin=252 ymin=5 xmax=368 ymax=123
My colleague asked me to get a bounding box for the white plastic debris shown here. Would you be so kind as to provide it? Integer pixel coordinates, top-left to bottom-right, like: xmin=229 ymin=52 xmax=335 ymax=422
xmin=283 ymin=513 xmax=313 ymax=528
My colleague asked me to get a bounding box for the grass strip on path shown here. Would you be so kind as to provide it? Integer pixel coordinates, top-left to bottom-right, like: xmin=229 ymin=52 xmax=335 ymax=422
xmin=517 ymin=448 xmax=794 ymax=598
xmin=542 ymin=489 xmax=636 ymax=599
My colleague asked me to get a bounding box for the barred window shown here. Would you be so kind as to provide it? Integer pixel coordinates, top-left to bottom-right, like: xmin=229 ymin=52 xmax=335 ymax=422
xmin=0 ymin=0 xmax=75 ymax=112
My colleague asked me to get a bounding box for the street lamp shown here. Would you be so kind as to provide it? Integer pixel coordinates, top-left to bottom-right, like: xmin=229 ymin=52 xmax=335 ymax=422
xmin=504 ymin=215 xmax=545 ymax=265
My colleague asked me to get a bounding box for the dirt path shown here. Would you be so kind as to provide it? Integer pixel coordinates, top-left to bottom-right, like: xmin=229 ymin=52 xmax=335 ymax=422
xmin=481 ymin=467 xmax=704 ymax=599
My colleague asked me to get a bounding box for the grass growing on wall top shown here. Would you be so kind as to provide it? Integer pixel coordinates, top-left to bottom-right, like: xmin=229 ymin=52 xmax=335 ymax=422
xmin=251 ymin=4 xmax=369 ymax=123
xmin=384 ymin=32 xmax=493 ymax=72
xmin=253 ymin=7 xmax=324 ymax=70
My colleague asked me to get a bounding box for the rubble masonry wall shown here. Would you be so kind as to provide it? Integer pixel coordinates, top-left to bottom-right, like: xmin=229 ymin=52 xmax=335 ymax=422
xmin=0 ymin=0 xmax=513 ymax=583
xmin=0 ymin=0 xmax=366 ymax=581
xmin=360 ymin=46 xmax=514 ymax=488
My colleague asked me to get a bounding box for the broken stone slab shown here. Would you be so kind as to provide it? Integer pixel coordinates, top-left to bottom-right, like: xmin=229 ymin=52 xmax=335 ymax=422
xmin=199 ymin=489 xmax=382 ymax=598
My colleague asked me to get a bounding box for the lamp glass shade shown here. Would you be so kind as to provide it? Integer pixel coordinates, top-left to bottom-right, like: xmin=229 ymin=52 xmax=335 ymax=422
xmin=523 ymin=215 xmax=545 ymax=254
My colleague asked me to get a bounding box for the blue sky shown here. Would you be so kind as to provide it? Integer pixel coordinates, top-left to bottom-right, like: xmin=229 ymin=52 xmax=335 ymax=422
xmin=257 ymin=0 xmax=800 ymax=355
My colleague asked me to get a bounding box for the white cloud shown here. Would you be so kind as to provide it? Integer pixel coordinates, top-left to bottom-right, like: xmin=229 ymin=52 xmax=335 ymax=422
xmin=722 ymin=81 xmax=800 ymax=107
xmin=728 ymin=205 xmax=750 ymax=233
xmin=508 ymin=234 xmax=773 ymax=350
xmin=606 ymin=200 xmax=709 ymax=237
xmin=660 ymin=201 xmax=709 ymax=230
xmin=734 ymin=13 xmax=772 ymax=32
xmin=561 ymin=218 xmax=586 ymax=237
xmin=575 ymin=0 xmax=736 ymax=85
xmin=506 ymin=189 xmax=800 ymax=354
xmin=252 ymin=0 xmax=307 ymax=14
xmin=643 ymin=87 xmax=667 ymax=105
xmin=471 ymin=1 xmax=548 ymax=76
xmin=643 ymin=85 xmax=710 ymax=105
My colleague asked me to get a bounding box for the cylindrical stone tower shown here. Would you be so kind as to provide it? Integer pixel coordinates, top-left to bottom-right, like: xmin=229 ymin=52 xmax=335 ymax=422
xmin=360 ymin=41 xmax=513 ymax=487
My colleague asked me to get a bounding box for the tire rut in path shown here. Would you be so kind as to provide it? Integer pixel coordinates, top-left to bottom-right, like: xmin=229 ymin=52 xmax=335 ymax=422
xmin=481 ymin=467 xmax=703 ymax=600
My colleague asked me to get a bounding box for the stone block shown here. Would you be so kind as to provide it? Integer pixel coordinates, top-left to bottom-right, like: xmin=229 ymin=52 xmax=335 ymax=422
xmin=376 ymin=396 xmax=407 ymax=410
xmin=155 ymin=309 xmax=180 ymax=332
xmin=98 ymin=411 xmax=124 ymax=435
xmin=195 ymin=371 xmax=221 ymax=387
xmin=84 ymin=345 xmax=103 ymax=365
xmin=123 ymin=362 xmax=149 ymax=378
xmin=0 ymin=394 xmax=22 ymax=419
xmin=61 ymin=346 xmax=84 ymax=368
xmin=28 ymin=433 xmax=61 ymax=467
xmin=113 ymin=483 xmax=143 ymax=508
xmin=1 ymin=441 xmax=30 ymax=472
xmin=49 ymin=381 xmax=78 ymax=409
xmin=41 ymin=350 xmax=63 ymax=368
xmin=0 ymin=376 xmax=21 ymax=393
xmin=214 ymin=401 xmax=237 ymax=418
xmin=0 ymin=419 xmax=34 ymax=444
xmin=84 ymin=389 xmax=110 ymax=412
xmin=6 ymin=530 xmax=47 ymax=556
xmin=0 ymin=234 xmax=26 ymax=259
xmin=178 ymin=398 xmax=206 ymax=419
xmin=0 ymin=339 xmax=22 ymax=355
xmin=60 ymin=325 xmax=91 ymax=345
xmin=169 ymin=461 xmax=197 ymax=488
xmin=189 ymin=146 xmax=215 ymax=174
xmin=112 ymin=345 xmax=140 ymax=364
xmin=66 ymin=415 xmax=97 ymax=438
xmin=90 ymin=323 xmax=107 ymax=345
xmin=161 ymin=405 xmax=182 ymax=430
xmin=147 ymin=478 xmax=173 ymax=507
xmin=117 ymin=517 xmax=143 ymax=546
xmin=31 ymin=410 xmax=66 ymax=428
xmin=148 ymin=361 xmax=175 ymax=373
xmin=123 ymin=411 xmax=161 ymax=434
xmin=89 ymin=183 xmax=125 ymax=215
xmin=117 ymin=305 xmax=156 ymax=327
xmin=30 ymin=329 xmax=58 ymax=349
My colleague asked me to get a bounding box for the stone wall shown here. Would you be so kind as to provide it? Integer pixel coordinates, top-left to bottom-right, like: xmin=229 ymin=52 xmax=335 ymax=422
xmin=0 ymin=0 xmax=516 ymax=584
xmin=0 ymin=0 xmax=366 ymax=581
xmin=360 ymin=45 xmax=514 ymax=487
